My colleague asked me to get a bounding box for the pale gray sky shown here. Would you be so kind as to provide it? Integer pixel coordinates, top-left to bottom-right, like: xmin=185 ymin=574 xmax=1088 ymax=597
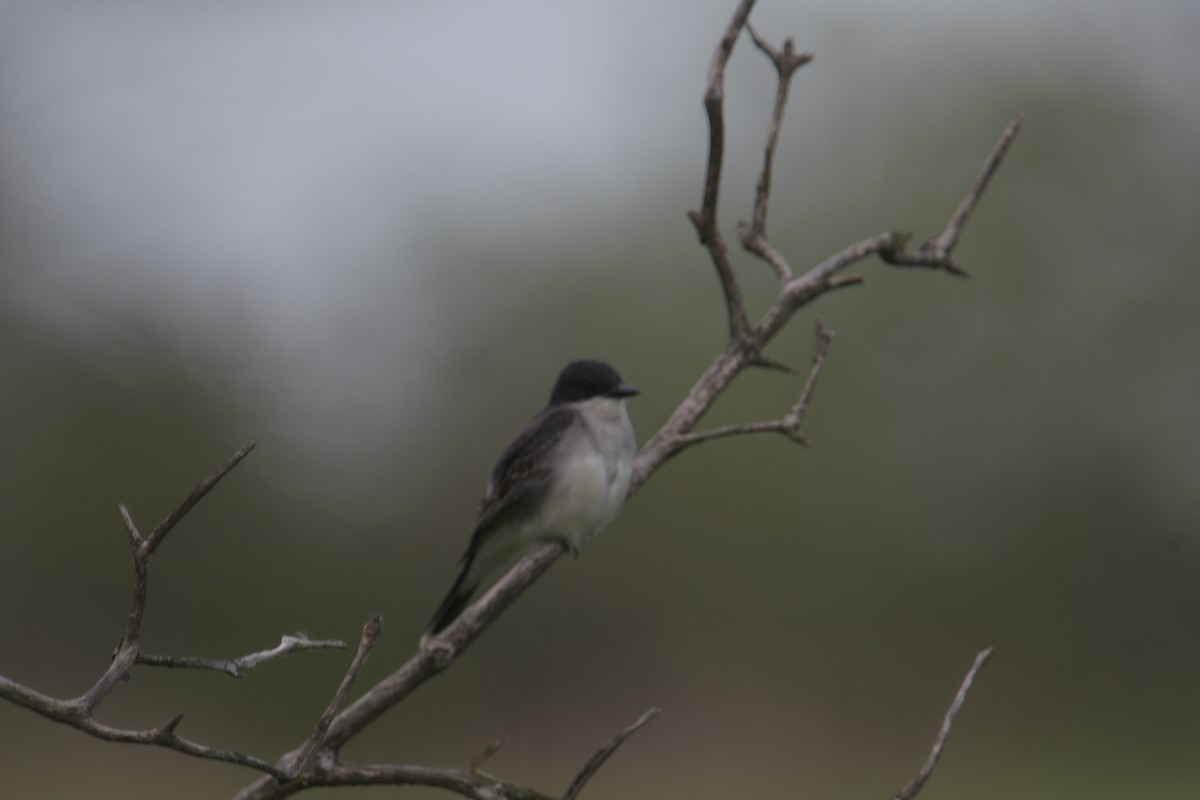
xmin=1 ymin=0 xmax=1196 ymax=499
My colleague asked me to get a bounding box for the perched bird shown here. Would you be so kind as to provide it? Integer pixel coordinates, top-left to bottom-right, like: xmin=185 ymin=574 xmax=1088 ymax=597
xmin=420 ymin=359 xmax=638 ymax=645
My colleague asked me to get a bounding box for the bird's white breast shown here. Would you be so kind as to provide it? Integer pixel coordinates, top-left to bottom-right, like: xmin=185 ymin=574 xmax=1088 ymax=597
xmin=518 ymin=397 xmax=635 ymax=548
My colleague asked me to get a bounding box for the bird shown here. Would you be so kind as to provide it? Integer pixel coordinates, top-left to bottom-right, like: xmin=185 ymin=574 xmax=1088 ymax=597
xmin=420 ymin=359 xmax=638 ymax=646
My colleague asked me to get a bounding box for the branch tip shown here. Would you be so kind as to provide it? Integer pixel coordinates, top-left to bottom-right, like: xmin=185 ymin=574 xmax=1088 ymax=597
xmin=562 ymin=708 xmax=661 ymax=800
xmin=157 ymin=712 xmax=185 ymax=738
xmin=117 ymin=502 xmax=142 ymax=544
xmin=750 ymin=353 xmax=800 ymax=375
xmin=147 ymin=440 xmax=256 ymax=552
xmin=746 ymin=20 xmax=814 ymax=77
xmin=827 ymin=274 xmax=866 ymax=291
xmin=286 ymin=613 xmax=386 ymax=776
xmin=891 ymin=647 xmax=994 ymax=800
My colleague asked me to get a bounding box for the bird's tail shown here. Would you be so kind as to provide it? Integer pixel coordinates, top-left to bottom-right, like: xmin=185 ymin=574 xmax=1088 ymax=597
xmin=419 ymin=552 xmax=480 ymax=647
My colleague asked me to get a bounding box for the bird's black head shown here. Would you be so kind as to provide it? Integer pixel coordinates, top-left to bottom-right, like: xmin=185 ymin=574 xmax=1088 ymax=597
xmin=549 ymin=359 xmax=639 ymax=405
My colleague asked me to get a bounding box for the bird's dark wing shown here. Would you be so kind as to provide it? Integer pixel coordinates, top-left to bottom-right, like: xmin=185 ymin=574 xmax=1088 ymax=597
xmin=468 ymin=404 xmax=576 ymax=546
xmin=422 ymin=405 xmax=576 ymax=642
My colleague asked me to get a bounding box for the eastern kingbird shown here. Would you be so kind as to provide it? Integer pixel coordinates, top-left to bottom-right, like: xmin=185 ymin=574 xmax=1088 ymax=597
xmin=420 ymin=359 xmax=638 ymax=645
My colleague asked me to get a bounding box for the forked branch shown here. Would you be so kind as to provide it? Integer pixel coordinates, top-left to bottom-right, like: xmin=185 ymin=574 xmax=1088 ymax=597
xmin=285 ymin=615 xmax=384 ymax=779
xmin=0 ymin=442 xmax=347 ymax=778
xmin=674 ymin=318 xmax=834 ymax=449
xmin=739 ymin=20 xmax=814 ymax=284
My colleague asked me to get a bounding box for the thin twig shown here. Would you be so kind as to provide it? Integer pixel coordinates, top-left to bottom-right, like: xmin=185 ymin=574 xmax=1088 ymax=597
xmin=148 ymin=440 xmax=256 ymax=553
xmin=0 ymin=672 xmax=285 ymax=777
xmin=785 ymin=317 xmax=834 ymax=433
xmin=137 ymin=633 xmax=347 ymax=678
xmin=740 ymin=22 xmax=813 ymax=284
xmin=118 ymin=502 xmax=141 ymax=544
xmin=673 ymin=418 xmax=806 ymax=447
xmin=562 ymin=708 xmax=662 ymax=800
xmin=0 ymin=442 xmax=319 ymax=779
xmin=748 ymin=353 xmax=800 ymax=374
xmin=78 ymin=443 xmax=261 ymax=712
xmin=738 ymin=227 xmax=794 ymax=283
xmin=257 ymin=762 xmax=555 ymax=800
xmin=236 ymin=541 xmax=574 ymax=799
xmin=286 ymin=616 xmax=383 ymax=778
xmin=891 ymin=647 xmax=994 ymax=800
xmin=692 ymin=0 xmax=757 ymax=241
xmin=674 ymin=319 xmax=834 ymax=450
xmin=882 ymin=114 xmax=1024 ymax=275
xmin=929 ymin=115 xmax=1024 ymax=257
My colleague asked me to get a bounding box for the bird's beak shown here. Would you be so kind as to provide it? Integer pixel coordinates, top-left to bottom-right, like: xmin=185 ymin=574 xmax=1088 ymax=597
xmin=610 ymin=382 xmax=640 ymax=398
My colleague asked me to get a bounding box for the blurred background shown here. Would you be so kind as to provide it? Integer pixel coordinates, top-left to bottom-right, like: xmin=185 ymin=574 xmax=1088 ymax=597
xmin=2 ymin=0 xmax=1198 ymax=798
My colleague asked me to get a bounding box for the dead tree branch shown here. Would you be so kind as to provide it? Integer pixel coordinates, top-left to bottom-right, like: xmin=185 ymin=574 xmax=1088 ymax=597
xmin=284 ymin=615 xmax=384 ymax=779
xmin=562 ymin=708 xmax=661 ymax=800
xmin=267 ymin=762 xmax=554 ymax=800
xmin=674 ymin=318 xmax=833 ymax=450
xmin=0 ymin=442 xmax=347 ymax=778
xmin=137 ymin=633 xmax=346 ymax=678
xmin=892 ymin=647 xmax=995 ymax=800
xmin=739 ymin=21 xmax=814 ymax=284
xmin=687 ymin=0 xmax=756 ymax=339
xmin=232 ymin=706 xmax=660 ymax=800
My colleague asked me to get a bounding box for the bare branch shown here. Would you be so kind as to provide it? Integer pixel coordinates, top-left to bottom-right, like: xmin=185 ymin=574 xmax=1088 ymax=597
xmin=891 ymin=647 xmax=994 ymax=800
xmin=75 ymin=442 xmax=261 ymax=712
xmin=562 ymin=708 xmax=661 ymax=800
xmin=882 ymin=114 xmax=1024 ymax=275
xmin=0 ymin=442 xmax=352 ymax=780
xmin=673 ymin=418 xmax=808 ymax=447
xmin=239 ymin=762 xmax=555 ymax=800
xmin=286 ymin=616 xmax=383 ymax=778
xmin=236 ymin=542 xmax=572 ymax=798
xmin=0 ymin=672 xmax=284 ymax=776
xmin=745 ymin=22 xmax=815 ymax=76
xmin=930 ymin=114 xmax=1024 ymax=257
xmin=740 ymin=22 xmax=813 ymax=284
xmin=687 ymin=0 xmax=756 ymax=340
xmin=675 ymin=319 xmax=834 ymax=450
xmin=250 ymin=713 xmax=659 ymax=800
xmin=748 ymin=353 xmax=799 ymax=374
xmin=268 ymin=709 xmax=660 ymax=800
xmin=137 ymin=633 xmax=347 ymax=678
xmin=326 ymin=540 xmax=567 ymax=751
xmin=787 ymin=317 xmax=835 ymax=433
xmin=118 ymin=502 xmax=141 ymax=544
xmin=148 ymin=440 xmax=256 ymax=553
xmin=828 ymin=274 xmax=865 ymax=290
xmin=691 ymin=0 xmax=756 ymax=241
xmin=738 ymin=225 xmax=793 ymax=283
